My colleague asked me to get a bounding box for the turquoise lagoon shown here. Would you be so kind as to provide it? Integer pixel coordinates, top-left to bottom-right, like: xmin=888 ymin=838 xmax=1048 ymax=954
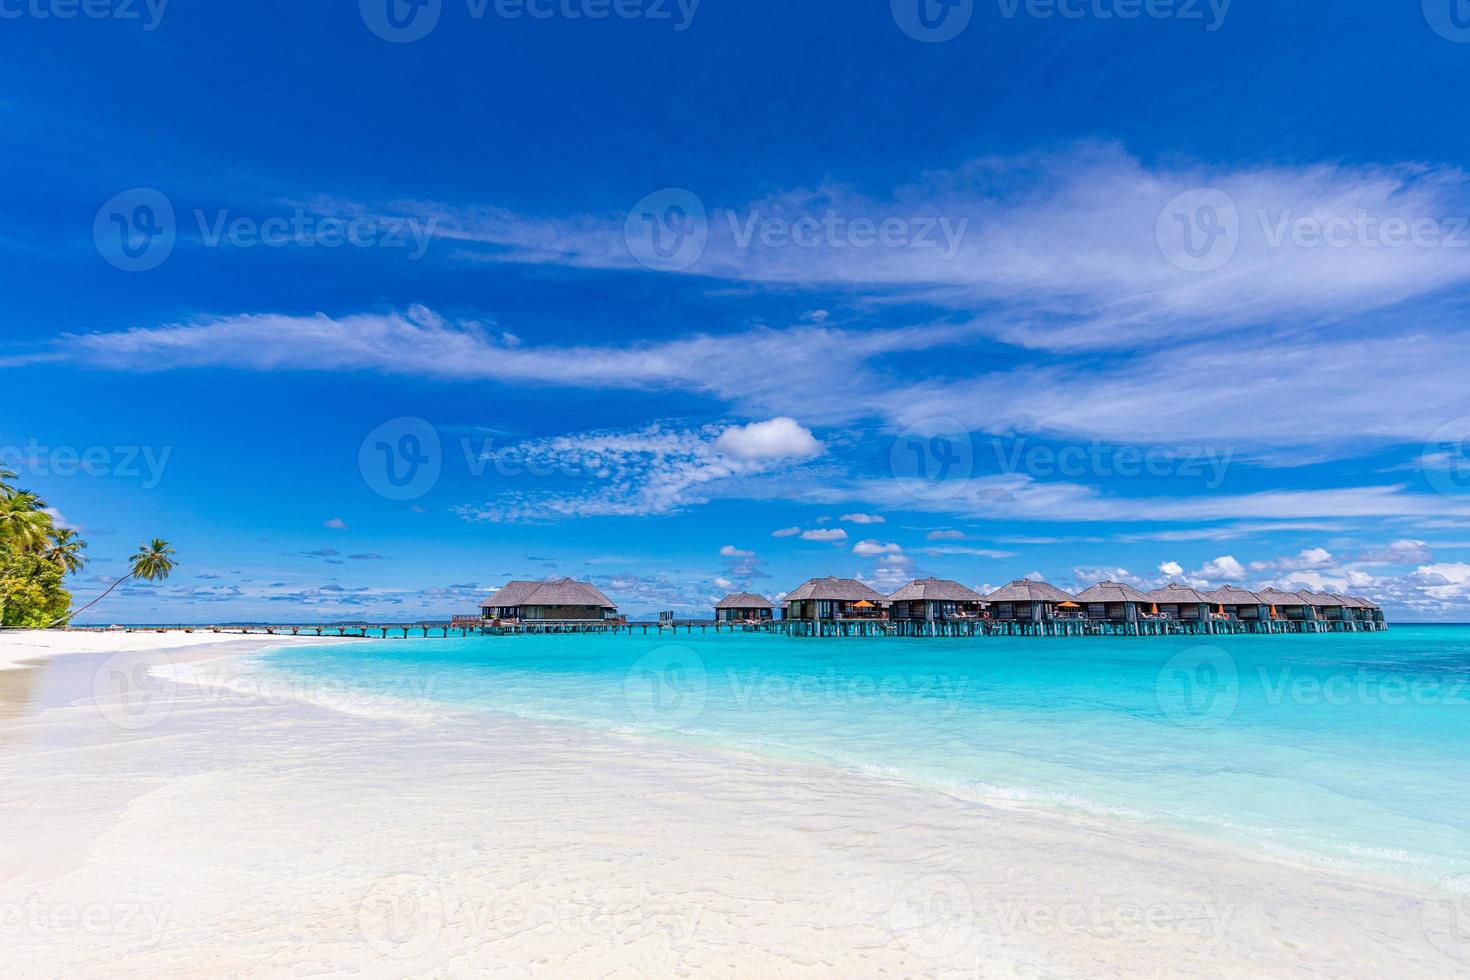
xmin=250 ymin=625 xmax=1470 ymax=882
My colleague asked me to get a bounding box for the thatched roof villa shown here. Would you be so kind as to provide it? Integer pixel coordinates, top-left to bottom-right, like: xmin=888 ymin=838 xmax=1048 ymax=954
xmin=1342 ymin=595 xmax=1388 ymax=627
xmin=1074 ymin=581 xmax=1153 ymax=623
xmin=887 ymin=578 xmax=988 ymax=621
xmin=1299 ymin=591 xmax=1350 ymax=623
xmin=1204 ymin=585 xmax=1270 ymax=622
xmin=715 ymin=592 xmax=776 ymax=622
xmin=481 ymin=578 xmax=618 ymax=623
xmin=1148 ymin=583 xmax=1215 ymax=621
xmin=985 ymin=579 xmax=1074 ymax=622
xmin=784 ymin=577 xmax=888 ymax=620
xmin=1255 ymin=588 xmax=1315 ymax=622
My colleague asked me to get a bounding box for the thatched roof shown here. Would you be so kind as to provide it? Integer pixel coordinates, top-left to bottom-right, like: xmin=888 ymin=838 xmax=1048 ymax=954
xmin=1074 ymin=581 xmax=1153 ymax=604
xmin=482 ymin=578 xmax=616 ymax=610
xmin=1256 ymin=588 xmax=1311 ymax=606
xmin=1345 ymin=594 xmax=1382 ymax=610
xmin=1299 ymin=591 xmax=1346 ymax=607
xmin=715 ymin=592 xmax=774 ymax=610
xmin=887 ymin=578 xmax=988 ymax=602
xmin=985 ymin=579 xmax=1074 ymax=603
xmin=1148 ymin=583 xmax=1215 ymax=604
xmin=1205 ymin=586 xmax=1265 ymax=605
xmin=783 ymin=577 xmax=888 ymax=603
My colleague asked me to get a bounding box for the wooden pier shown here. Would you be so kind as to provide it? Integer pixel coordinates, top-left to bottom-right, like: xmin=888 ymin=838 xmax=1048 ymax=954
xmin=63 ymin=614 xmax=1387 ymax=641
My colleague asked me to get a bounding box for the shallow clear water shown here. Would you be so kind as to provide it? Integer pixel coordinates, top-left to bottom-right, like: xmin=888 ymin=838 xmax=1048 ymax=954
xmin=249 ymin=625 xmax=1470 ymax=881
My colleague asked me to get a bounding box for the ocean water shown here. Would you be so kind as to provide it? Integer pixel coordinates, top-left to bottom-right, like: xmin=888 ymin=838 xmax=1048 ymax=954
xmin=245 ymin=625 xmax=1470 ymax=882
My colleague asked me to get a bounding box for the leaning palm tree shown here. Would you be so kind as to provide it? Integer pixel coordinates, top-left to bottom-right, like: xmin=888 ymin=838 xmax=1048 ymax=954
xmin=0 ymin=465 xmax=17 ymax=499
xmin=51 ymin=538 xmax=177 ymax=627
xmin=44 ymin=528 xmax=88 ymax=575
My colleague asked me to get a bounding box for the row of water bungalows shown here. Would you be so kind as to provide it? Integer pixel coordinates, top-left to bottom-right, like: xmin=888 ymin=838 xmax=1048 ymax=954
xmin=719 ymin=577 xmax=1386 ymax=636
xmin=477 ymin=576 xmax=1386 ymax=637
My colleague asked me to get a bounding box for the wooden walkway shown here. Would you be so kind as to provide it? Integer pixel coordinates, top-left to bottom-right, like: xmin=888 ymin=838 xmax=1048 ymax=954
xmin=63 ymin=617 xmax=1387 ymax=640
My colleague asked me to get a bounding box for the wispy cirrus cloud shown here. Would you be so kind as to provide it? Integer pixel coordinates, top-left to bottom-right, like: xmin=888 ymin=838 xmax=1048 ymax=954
xmin=453 ymin=420 xmax=826 ymax=522
xmin=352 ymin=143 xmax=1470 ymax=350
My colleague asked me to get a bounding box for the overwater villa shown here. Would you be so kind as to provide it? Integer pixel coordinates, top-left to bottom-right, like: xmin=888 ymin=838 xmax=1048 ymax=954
xmin=469 ymin=573 xmax=1385 ymax=637
xmin=782 ymin=577 xmax=888 ymax=623
xmin=1256 ymin=588 xmax=1316 ymax=626
xmin=985 ymin=579 xmax=1075 ymax=624
xmin=887 ymin=578 xmax=988 ymax=633
xmin=1204 ymin=585 xmax=1271 ymax=629
xmin=714 ymin=592 xmax=776 ymax=623
xmin=1147 ymin=583 xmax=1216 ymax=625
xmin=480 ymin=578 xmax=619 ymax=627
xmin=1343 ymin=595 xmax=1388 ymax=630
xmin=1074 ymin=581 xmax=1154 ymax=626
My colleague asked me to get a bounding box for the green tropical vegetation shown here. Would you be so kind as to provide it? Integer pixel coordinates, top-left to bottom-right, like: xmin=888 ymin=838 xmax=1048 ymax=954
xmin=0 ymin=466 xmax=176 ymax=628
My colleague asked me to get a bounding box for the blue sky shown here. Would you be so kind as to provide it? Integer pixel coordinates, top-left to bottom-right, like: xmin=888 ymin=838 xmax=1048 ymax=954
xmin=5 ymin=0 xmax=1470 ymax=621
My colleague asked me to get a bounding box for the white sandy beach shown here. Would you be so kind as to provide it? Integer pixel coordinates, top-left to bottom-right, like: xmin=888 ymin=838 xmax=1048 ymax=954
xmin=0 ymin=630 xmax=1464 ymax=977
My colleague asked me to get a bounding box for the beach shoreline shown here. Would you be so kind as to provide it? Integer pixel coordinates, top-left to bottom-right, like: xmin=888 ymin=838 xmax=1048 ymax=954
xmin=0 ymin=630 xmax=1463 ymax=976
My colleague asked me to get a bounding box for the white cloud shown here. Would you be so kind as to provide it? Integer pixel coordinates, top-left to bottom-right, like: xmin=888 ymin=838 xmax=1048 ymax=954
xmin=841 ymin=513 xmax=886 ymax=524
xmin=714 ymin=418 xmax=823 ymax=461
xmin=323 ymin=518 xmax=349 ymax=530
xmin=852 ymin=540 xmax=903 ymax=557
xmin=353 ymin=146 xmax=1470 ymax=350
xmin=456 ymin=422 xmax=819 ymax=522
xmin=800 ymin=528 xmax=848 ymax=543
xmin=719 ymin=545 xmax=755 ymax=558
xmin=927 ymin=529 xmax=966 ymax=540
xmin=1073 ymin=567 xmax=1148 ymax=588
xmin=713 ymin=577 xmax=735 ymax=590
xmin=1359 ymin=539 xmax=1432 ymax=564
xmin=771 ymin=526 xmax=802 ymax=538
xmin=1158 ymin=560 xmax=1184 ymax=576
xmin=920 ymin=546 xmax=1015 ymax=558
xmin=1199 ymin=556 xmax=1247 ymax=581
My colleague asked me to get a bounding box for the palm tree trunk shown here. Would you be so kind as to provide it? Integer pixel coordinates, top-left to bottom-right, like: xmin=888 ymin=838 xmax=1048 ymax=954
xmin=48 ymin=574 xmax=132 ymax=628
